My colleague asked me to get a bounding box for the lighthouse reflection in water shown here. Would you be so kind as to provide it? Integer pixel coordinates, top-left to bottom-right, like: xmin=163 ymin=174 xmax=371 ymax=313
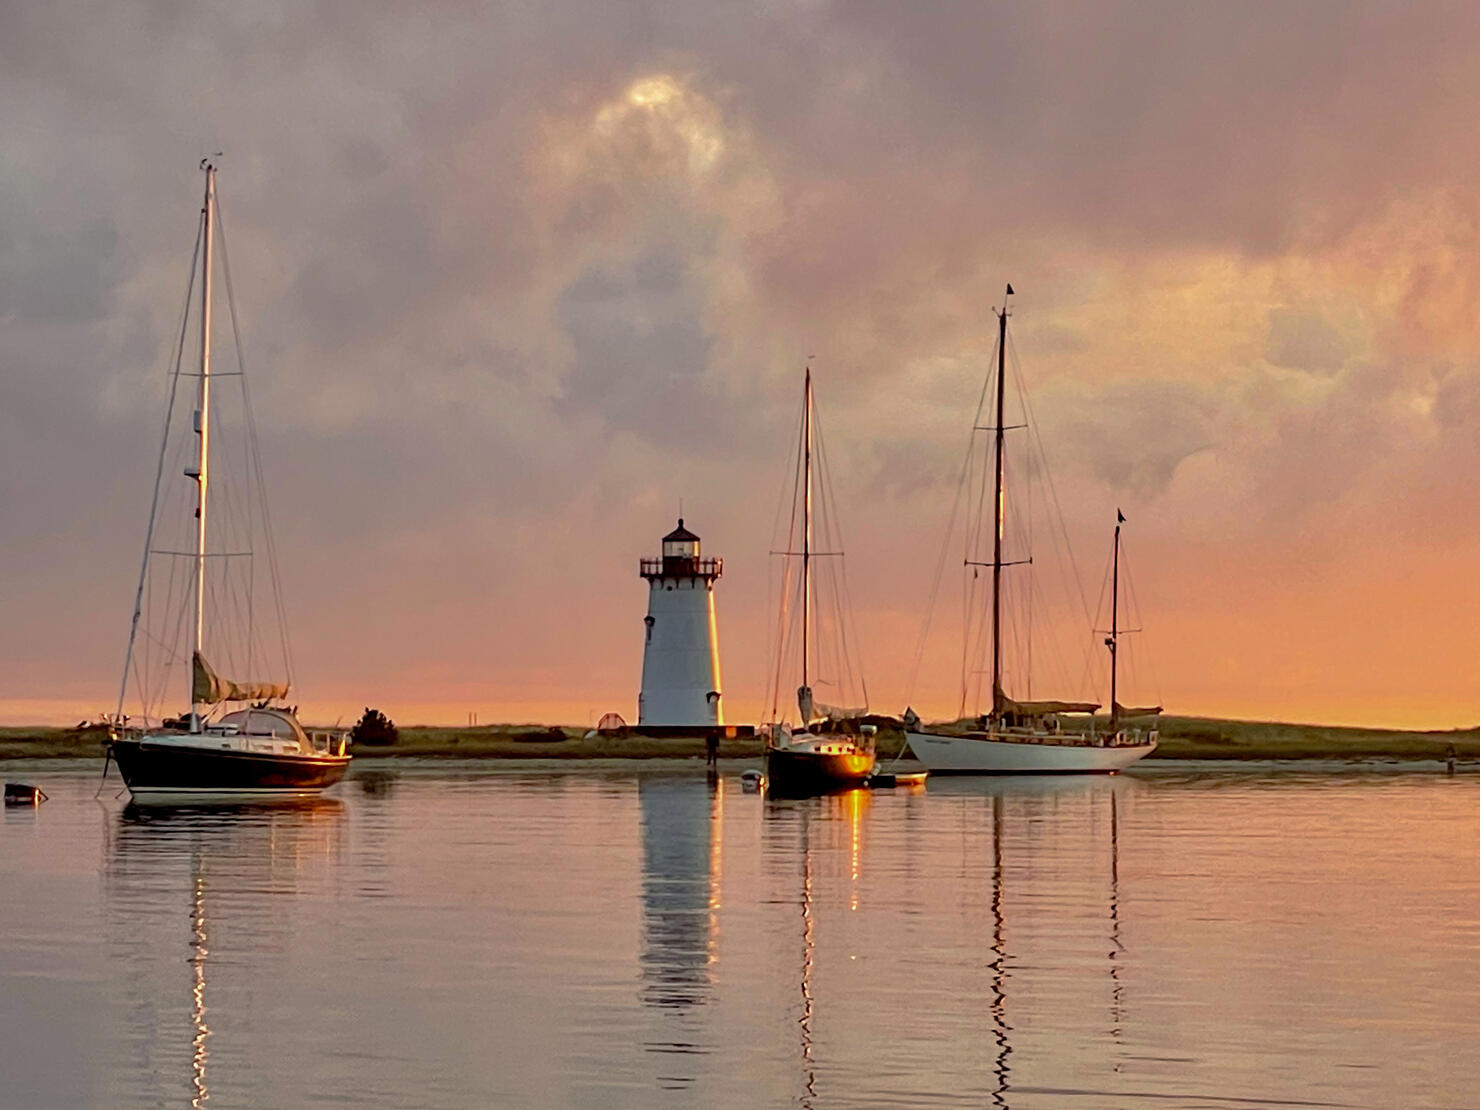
xmin=637 ymin=775 xmax=724 ymax=1087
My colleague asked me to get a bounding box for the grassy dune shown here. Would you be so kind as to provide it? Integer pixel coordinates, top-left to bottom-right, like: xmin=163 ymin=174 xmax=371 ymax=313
xmin=2 ymin=717 xmax=1477 ymax=762
xmin=0 ymin=724 xmax=114 ymax=761
xmin=1151 ymin=715 xmax=1480 ymax=761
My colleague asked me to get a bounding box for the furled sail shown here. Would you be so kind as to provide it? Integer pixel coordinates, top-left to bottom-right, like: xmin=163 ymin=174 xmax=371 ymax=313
xmin=1114 ymin=702 xmax=1163 ymax=719
xmin=797 ymin=685 xmax=867 ymax=725
xmin=192 ymin=651 xmax=289 ymax=705
xmin=995 ymin=687 xmax=1099 ymax=717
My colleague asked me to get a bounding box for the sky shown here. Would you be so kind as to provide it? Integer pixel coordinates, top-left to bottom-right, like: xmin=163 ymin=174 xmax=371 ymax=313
xmin=3 ymin=1 xmax=1479 ymax=729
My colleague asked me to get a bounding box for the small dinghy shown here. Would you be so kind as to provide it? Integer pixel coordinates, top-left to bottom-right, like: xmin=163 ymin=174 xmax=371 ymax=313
xmin=4 ymin=783 xmax=48 ymax=805
xmin=866 ymin=768 xmax=928 ymax=789
xmin=739 ymin=769 xmax=766 ymax=793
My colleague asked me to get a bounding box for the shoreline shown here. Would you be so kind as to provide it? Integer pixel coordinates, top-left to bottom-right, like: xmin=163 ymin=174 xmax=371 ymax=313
xmin=3 ymin=716 xmax=1477 ymax=763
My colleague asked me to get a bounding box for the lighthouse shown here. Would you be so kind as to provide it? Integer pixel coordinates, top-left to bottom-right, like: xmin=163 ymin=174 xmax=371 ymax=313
xmin=638 ymin=519 xmax=724 ymax=727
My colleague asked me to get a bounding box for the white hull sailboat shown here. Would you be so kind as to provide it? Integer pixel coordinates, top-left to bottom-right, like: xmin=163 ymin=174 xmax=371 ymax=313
xmin=106 ymin=161 xmax=349 ymax=801
xmin=905 ymin=286 xmax=1159 ymax=775
xmin=905 ymin=728 xmax=1154 ymax=774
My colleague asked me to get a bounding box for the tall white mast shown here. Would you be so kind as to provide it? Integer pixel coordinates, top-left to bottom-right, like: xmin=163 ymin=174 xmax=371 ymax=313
xmin=191 ymin=160 xmax=215 ymax=730
xmin=802 ymin=367 xmax=813 ymax=699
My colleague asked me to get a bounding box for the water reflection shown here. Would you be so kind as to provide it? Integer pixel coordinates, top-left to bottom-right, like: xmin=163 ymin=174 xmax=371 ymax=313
xmin=799 ymin=809 xmax=817 ymax=1110
xmin=989 ymin=794 xmax=1011 ymax=1108
xmin=638 ymin=776 xmax=719 ymax=1011
xmin=1109 ymin=790 xmax=1125 ymax=1051
xmin=8 ymin=766 xmax=1472 ymax=1108
xmin=758 ymin=788 xmax=873 ymax=1107
xmin=102 ymin=800 xmax=345 ymax=1107
xmin=941 ymin=778 xmax=1133 ymax=1109
xmin=637 ymin=775 xmax=726 ymax=1090
xmin=763 ymin=776 xmax=1133 ymax=1109
xmin=188 ymin=870 xmax=208 ymax=1107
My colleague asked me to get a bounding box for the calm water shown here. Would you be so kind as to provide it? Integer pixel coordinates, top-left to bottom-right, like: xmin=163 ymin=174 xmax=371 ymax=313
xmin=2 ymin=762 xmax=1477 ymax=1109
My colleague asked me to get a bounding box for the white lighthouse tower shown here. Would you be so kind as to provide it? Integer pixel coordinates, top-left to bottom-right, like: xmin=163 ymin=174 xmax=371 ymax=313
xmin=638 ymin=519 xmax=724 ymax=728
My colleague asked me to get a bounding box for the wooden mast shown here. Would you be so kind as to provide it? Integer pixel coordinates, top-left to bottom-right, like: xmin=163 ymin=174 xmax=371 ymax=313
xmin=990 ymin=286 xmax=1011 ymax=719
xmin=1109 ymin=510 xmax=1123 ymax=733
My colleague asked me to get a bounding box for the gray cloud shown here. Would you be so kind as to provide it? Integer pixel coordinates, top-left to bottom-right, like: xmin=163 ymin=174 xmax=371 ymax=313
xmin=1265 ymin=308 xmax=1351 ymax=374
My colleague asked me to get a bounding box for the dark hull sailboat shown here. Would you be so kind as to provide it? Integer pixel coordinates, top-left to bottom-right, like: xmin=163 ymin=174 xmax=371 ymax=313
xmin=110 ymin=738 xmax=349 ymax=801
xmin=760 ymin=368 xmax=877 ymax=797
xmin=109 ymin=702 xmax=350 ymax=803
xmin=765 ymin=740 xmax=874 ymax=797
xmin=106 ymin=162 xmax=351 ymax=801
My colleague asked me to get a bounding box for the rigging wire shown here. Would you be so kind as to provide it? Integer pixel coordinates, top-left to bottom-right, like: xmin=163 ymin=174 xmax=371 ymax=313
xmin=1117 ymin=532 xmax=1163 ymax=709
xmin=903 ymin=341 xmax=996 ymax=714
xmin=118 ymin=214 xmax=203 ymax=726
xmin=1006 ymin=328 xmax=1101 ymax=702
xmin=1008 ymin=331 xmax=1095 ymax=629
xmin=767 ymin=388 xmax=807 ymax=723
xmin=216 ymin=189 xmax=296 ymax=689
xmin=810 ymin=397 xmax=868 ymax=712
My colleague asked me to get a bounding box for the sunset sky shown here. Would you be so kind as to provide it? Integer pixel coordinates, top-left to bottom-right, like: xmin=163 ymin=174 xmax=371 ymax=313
xmin=4 ymin=2 xmax=1479 ymax=729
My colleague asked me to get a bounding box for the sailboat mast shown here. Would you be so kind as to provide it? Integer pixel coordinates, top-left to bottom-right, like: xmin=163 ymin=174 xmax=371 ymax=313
xmin=1109 ymin=513 xmax=1121 ymax=732
xmin=192 ymin=161 xmax=216 ymax=729
xmin=989 ymin=289 xmax=1010 ymax=718
xmin=802 ymin=367 xmax=812 ymax=695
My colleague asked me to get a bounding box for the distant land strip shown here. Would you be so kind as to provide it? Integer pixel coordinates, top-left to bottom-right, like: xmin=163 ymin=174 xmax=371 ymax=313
xmin=2 ymin=717 xmax=1478 ymax=762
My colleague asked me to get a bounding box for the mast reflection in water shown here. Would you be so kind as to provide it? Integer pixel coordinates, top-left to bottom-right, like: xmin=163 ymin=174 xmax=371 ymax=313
xmin=103 ymin=800 xmax=345 ymax=1108
xmin=929 ymin=777 xmax=1132 ymax=1109
xmin=760 ymin=787 xmax=873 ymax=1108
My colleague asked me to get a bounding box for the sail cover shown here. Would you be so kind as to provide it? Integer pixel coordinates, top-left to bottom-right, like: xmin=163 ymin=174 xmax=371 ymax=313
xmin=797 ymin=685 xmax=867 ymax=725
xmin=1114 ymin=702 xmax=1163 ymax=718
xmin=192 ymin=652 xmax=289 ymax=705
xmin=995 ymin=688 xmax=1099 ymax=717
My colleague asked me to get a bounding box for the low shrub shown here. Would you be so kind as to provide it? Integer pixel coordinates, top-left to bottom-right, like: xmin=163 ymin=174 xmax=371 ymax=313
xmin=352 ymin=707 xmax=399 ymax=746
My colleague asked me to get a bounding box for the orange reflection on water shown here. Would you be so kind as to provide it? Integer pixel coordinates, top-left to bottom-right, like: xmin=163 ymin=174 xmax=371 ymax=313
xmin=838 ymin=788 xmax=868 ymax=911
xmin=707 ymin=777 xmax=724 ymax=965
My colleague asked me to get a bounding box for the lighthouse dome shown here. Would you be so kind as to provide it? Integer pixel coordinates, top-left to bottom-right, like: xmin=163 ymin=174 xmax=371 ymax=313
xmin=661 ymin=518 xmax=701 ymax=560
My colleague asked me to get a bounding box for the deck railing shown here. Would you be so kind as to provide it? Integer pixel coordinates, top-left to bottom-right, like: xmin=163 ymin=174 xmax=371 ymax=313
xmin=639 ymin=556 xmax=723 ymax=578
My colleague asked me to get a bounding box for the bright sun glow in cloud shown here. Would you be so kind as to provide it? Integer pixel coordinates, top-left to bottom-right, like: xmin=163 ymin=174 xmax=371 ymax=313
xmin=589 ymin=73 xmax=725 ymax=176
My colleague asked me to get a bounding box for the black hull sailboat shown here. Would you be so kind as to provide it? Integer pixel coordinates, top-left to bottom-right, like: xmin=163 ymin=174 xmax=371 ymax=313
xmin=764 ymin=742 xmax=874 ymax=797
xmin=105 ymin=162 xmax=350 ymax=801
xmin=110 ymin=738 xmax=349 ymax=801
xmin=761 ymin=369 xmax=876 ymax=796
